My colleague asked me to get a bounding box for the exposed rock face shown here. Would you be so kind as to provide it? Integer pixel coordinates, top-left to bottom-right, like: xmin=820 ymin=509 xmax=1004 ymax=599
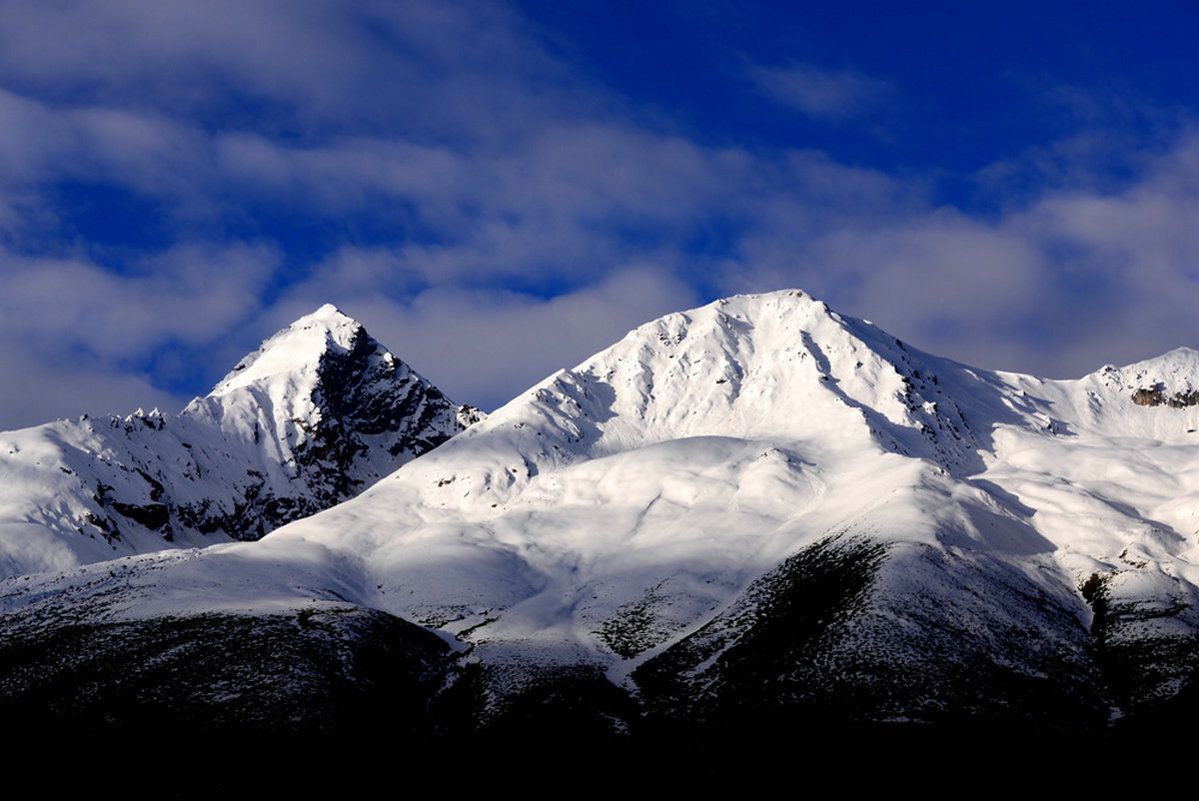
xmin=1132 ymin=384 xmax=1199 ymax=408
xmin=0 ymin=305 xmax=478 ymax=577
xmin=8 ymin=291 xmax=1199 ymax=744
xmin=192 ymin=308 xmax=471 ymax=531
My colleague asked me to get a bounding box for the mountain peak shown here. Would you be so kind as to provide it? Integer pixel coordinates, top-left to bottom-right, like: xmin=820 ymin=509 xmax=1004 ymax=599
xmin=0 ymin=301 xmax=475 ymax=578
xmin=291 ymin=302 xmax=358 ymax=333
xmin=209 ymin=306 xmax=364 ymax=397
xmin=187 ymin=304 xmax=468 ymax=514
xmin=309 ymin=302 xmax=346 ymax=318
xmin=13 ymin=287 xmax=1199 ymax=738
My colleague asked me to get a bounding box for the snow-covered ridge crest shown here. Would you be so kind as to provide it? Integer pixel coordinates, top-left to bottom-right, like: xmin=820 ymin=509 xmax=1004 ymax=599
xmin=7 ymin=288 xmax=1199 ymax=735
xmin=210 ymin=303 xmax=361 ymax=397
xmin=0 ymin=305 xmax=475 ymax=579
xmin=994 ymin=345 xmax=1199 ymax=441
xmin=279 ymin=289 xmax=1199 ymax=622
xmin=421 ymin=289 xmax=989 ymax=492
xmin=271 ymin=290 xmax=1008 ymax=628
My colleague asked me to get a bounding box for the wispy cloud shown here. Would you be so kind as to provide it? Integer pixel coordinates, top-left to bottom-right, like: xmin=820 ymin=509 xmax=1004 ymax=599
xmin=0 ymin=1 xmax=1194 ymax=430
xmin=0 ymin=0 xmax=575 ymax=141
xmin=746 ymin=62 xmax=891 ymax=121
xmin=0 ymin=241 xmax=279 ymax=428
xmin=270 ymin=266 xmax=701 ymax=410
xmin=735 ymin=127 xmax=1199 ymax=378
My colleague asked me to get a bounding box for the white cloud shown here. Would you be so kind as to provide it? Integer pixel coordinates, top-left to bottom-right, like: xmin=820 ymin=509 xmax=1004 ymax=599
xmin=747 ymin=62 xmax=891 ymax=121
xmin=0 ymin=0 xmax=577 ymax=141
xmin=271 ymin=265 xmax=700 ymax=410
xmin=730 ymin=128 xmax=1199 ymax=379
xmin=0 ymin=349 xmax=187 ymax=431
xmin=0 ymin=1 xmax=1196 ymax=431
xmin=0 ymin=242 xmax=281 ymax=428
xmin=0 ymin=244 xmax=278 ymax=357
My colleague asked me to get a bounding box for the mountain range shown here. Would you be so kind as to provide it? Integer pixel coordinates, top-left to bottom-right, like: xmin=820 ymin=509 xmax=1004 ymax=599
xmin=0 ymin=303 xmax=480 ymax=578
xmin=4 ymin=289 xmax=1199 ymax=745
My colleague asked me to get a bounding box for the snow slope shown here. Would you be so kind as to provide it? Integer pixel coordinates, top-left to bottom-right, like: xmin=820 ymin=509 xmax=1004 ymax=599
xmin=0 ymin=305 xmax=478 ymax=579
xmin=5 ymin=289 xmax=1199 ymax=734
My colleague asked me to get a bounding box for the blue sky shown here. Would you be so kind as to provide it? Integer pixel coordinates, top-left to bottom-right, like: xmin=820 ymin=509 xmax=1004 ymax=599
xmin=1 ymin=1 xmax=1197 ymax=428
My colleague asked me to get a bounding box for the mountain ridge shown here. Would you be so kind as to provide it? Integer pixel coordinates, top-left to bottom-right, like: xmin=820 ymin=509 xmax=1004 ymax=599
xmin=4 ymin=288 xmax=1199 ymax=741
xmin=0 ymin=305 xmax=478 ymax=578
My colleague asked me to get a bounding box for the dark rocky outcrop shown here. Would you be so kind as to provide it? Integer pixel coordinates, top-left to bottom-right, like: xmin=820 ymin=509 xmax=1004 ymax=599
xmin=1132 ymin=384 xmax=1199 ymax=408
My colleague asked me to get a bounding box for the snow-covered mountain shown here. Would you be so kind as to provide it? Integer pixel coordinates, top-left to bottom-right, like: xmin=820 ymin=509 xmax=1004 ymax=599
xmin=4 ymin=289 xmax=1199 ymax=741
xmin=0 ymin=304 xmax=480 ymax=579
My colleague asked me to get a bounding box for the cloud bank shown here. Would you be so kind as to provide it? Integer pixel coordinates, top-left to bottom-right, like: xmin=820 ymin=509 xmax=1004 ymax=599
xmin=0 ymin=1 xmax=1195 ymax=428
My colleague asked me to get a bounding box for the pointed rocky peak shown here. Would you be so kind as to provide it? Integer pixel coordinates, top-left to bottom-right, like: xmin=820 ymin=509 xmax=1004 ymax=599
xmin=182 ymin=304 xmax=470 ymax=507
xmin=209 ymin=305 xmax=364 ymax=397
xmin=196 ymin=305 xmax=461 ymax=437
